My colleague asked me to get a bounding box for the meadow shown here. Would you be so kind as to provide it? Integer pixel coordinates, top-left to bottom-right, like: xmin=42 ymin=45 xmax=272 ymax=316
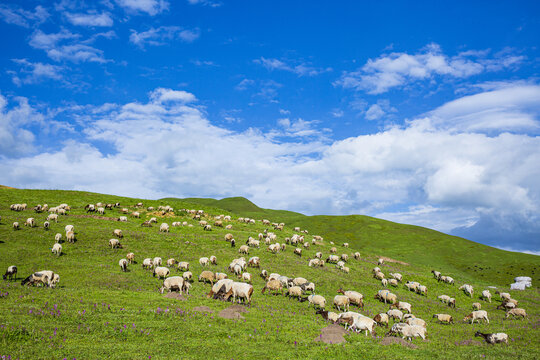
xmin=0 ymin=188 xmax=538 ymax=359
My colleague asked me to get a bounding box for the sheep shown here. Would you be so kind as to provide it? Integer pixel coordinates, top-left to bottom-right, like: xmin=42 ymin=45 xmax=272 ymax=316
xmin=3 ymin=266 xmax=17 ymax=281
xmin=337 ymin=289 xmax=364 ymax=309
xmin=440 ymin=275 xmax=454 ymax=284
xmin=52 ymin=243 xmax=62 ymax=256
xmin=260 ymin=269 xmax=269 ymax=280
xmin=248 ymin=257 xmax=260 ymax=268
xmin=215 ymin=272 xmax=227 ymax=281
xmin=372 ymin=267 xmax=381 ymax=274
xmin=65 ymin=225 xmax=74 ymax=233
xmin=165 ymin=258 xmax=176 ymax=267
xmin=497 ymin=301 xmax=516 ymax=310
xmin=287 ymin=286 xmax=303 ymax=300
xmin=268 ymin=273 xmax=280 ymax=281
xmin=391 ymin=302 xmax=412 ymax=314
xmin=66 ymin=231 xmax=76 ymax=243
xmin=239 ymin=245 xmax=250 ymax=254
xmin=326 ymin=255 xmax=339 ymax=263
xmin=374 ymin=271 xmax=385 ymax=280
xmin=308 ymin=258 xmax=322 ymax=267
xmin=316 ymin=309 xmax=339 ymax=323
xmin=199 ymin=257 xmax=210 ymax=267
xmin=225 ymin=224 xmax=233 ymax=229
xmin=437 ymin=295 xmax=456 ymax=308
xmin=203 ymin=225 xmax=212 ymax=231
xmin=387 ymin=309 xmax=404 ymax=321
xmin=332 ymin=295 xmax=349 ymax=312
xmin=118 ymin=216 xmax=128 ymax=222
xmin=109 ymin=239 xmax=121 ymax=249
xmin=339 ymin=316 xmax=377 ymax=336
xmin=126 ymin=253 xmax=135 ymax=264
xmin=406 ymin=318 xmax=426 ymax=328
xmin=160 ymin=276 xmax=188 ymax=294
xmin=224 ymin=282 xmax=254 ymax=305
xmin=496 ymin=291 xmax=512 ymax=302
xmin=231 ymin=239 xmax=236 ymax=247
xmin=142 ymin=258 xmax=153 ymax=269
xmin=405 ymin=281 xmax=419 ymax=292
xmin=329 ymin=247 xmax=337 ymax=254
xmin=505 ymin=308 xmax=527 ymax=319
xmin=153 ymin=257 xmax=162 ymax=267
xmin=307 ymin=294 xmax=326 ymax=309
xmin=381 ymin=279 xmax=388 ymax=287
xmin=481 ymin=290 xmax=492 ymax=303
xmin=153 ymin=267 xmax=170 ymax=279
xmin=377 ymin=258 xmax=384 ymax=265
xmin=294 ymin=248 xmax=302 ymax=257
xmin=417 ymin=285 xmax=428 ymax=296
xmin=13 ymin=222 xmax=19 ymax=230
xmin=97 ymin=207 xmax=105 ymax=215
xmin=389 ymin=272 xmax=402 ymax=282
xmin=373 ymin=313 xmax=389 ymax=327
xmin=119 ymin=259 xmax=128 ymax=272
xmin=399 ymin=324 xmax=426 ymax=341
xmin=433 ymin=313 xmax=453 ymax=324
xmin=47 ymin=214 xmax=58 ymax=223
xmin=149 ymin=217 xmax=157 ymax=224
xmin=261 ymin=279 xmax=283 ymax=295
xmin=459 ymin=284 xmax=474 ymax=297
xmin=431 ymin=270 xmax=441 ymax=280
xmin=474 ymin=331 xmax=508 ymax=345
xmin=141 ymin=221 xmax=152 ymax=227
xmin=388 ymin=279 xmax=398 ymax=287
xmin=224 ymin=233 xmax=234 ymax=242
xmin=54 ymin=233 xmax=62 ymax=243
xmin=209 ymin=255 xmax=217 ymax=265
xmin=43 ymin=221 xmax=50 ymax=230
xmin=21 ymin=270 xmax=59 ymax=288
xmin=463 ymin=310 xmax=489 ymax=324
xmin=207 ymin=279 xmax=235 ymax=299
xmin=241 ymin=272 xmax=252 ymax=283
xmin=25 ymin=218 xmax=36 ymax=227
xmin=300 ymin=282 xmax=315 ymax=293
xmin=247 ymin=238 xmax=260 ymax=248
xmin=374 ymin=290 xmax=397 ymax=304
xmin=159 ymin=223 xmax=169 ymax=233
xmin=303 ymin=242 xmax=310 ymax=249
xmin=198 ymin=270 xmax=215 ymax=285
xmin=472 ymin=302 xmax=482 ymax=310
xmin=113 ymin=229 xmax=123 ymax=238
xmin=132 ymin=211 xmax=140 ymax=218
xmin=183 ymin=271 xmax=193 ymax=282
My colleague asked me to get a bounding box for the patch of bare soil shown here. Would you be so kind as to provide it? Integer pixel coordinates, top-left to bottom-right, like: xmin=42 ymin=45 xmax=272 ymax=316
xmin=218 ymin=305 xmax=248 ymax=320
xmin=380 ymin=336 xmax=418 ymax=348
xmin=193 ymin=306 xmax=213 ymax=313
xmin=147 ymin=211 xmax=176 ymax=218
xmin=313 ymin=324 xmax=348 ymax=344
xmin=378 ymin=257 xmax=409 ymax=266
xmin=70 ymin=214 xmax=118 ymax=221
xmin=455 ymin=339 xmax=483 ymax=346
xmin=163 ymin=293 xmax=186 ymax=301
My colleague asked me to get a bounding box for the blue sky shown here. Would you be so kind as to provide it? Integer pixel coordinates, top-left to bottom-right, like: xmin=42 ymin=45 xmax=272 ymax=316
xmin=1 ymin=0 xmax=539 ymax=254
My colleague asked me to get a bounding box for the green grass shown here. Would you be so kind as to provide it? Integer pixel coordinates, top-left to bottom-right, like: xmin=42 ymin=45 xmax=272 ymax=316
xmin=0 ymin=188 xmax=539 ymax=359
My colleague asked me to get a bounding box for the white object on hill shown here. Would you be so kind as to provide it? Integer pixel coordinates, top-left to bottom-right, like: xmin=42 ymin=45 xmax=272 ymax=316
xmin=510 ymin=276 xmax=531 ymax=290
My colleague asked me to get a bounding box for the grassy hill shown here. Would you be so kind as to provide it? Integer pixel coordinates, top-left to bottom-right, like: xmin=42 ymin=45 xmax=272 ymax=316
xmin=0 ymin=188 xmax=538 ymax=359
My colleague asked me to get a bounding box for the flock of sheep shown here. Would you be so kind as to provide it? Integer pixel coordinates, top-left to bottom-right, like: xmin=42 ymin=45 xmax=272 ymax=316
xmin=3 ymin=200 xmax=530 ymax=345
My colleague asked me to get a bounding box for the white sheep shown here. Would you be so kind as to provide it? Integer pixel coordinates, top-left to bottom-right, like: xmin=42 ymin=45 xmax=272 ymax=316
xmin=333 ymin=295 xmax=350 ymax=312
xmin=21 ymin=270 xmax=59 ymax=288
xmin=239 ymin=245 xmax=250 ymax=254
xmin=183 ymin=271 xmax=193 ymax=282
xmin=109 ymin=239 xmax=121 ymax=249
xmin=463 ymin=310 xmax=489 ymax=324
xmin=459 ymin=284 xmax=474 ymax=297
xmin=142 ymin=258 xmax=153 ymax=269
xmin=481 ymin=290 xmax=492 ymax=303
xmin=406 ymin=317 xmax=426 ymax=328
xmin=153 ymin=257 xmax=162 ymax=267
xmin=3 ymin=265 xmax=17 ymax=281
xmin=199 ymin=257 xmax=210 ymax=267
xmin=505 ymin=308 xmax=527 ymax=319
xmin=241 ymin=272 xmax=252 ymax=283
xmin=119 ymin=258 xmax=128 ymax=272
xmin=308 ymin=294 xmax=326 ymax=309
xmin=153 ymin=266 xmax=170 ymax=279
xmin=178 ymin=262 xmax=189 ymax=271
xmin=54 ymin=233 xmax=62 ymax=243
xmin=391 ymin=301 xmax=412 ymax=314
xmin=387 ymin=309 xmax=404 ymax=321
xmin=13 ymin=222 xmax=20 ymax=230
xmin=66 ymin=231 xmax=76 ymax=243
xmin=224 ymin=282 xmax=254 ymax=304
xmin=52 ymin=243 xmax=62 ymax=256
xmin=166 ymin=258 xmax=177 ymax=267
xmin=159 ymin=223 xmax=169 ymax=233
xmin=475 ymin=331 xmax=508 ymax=344
xmin=65 ymin=224 xmax=74 ymax=233
xmin=373 ymin=313 xmax=389 ymax=327
xmin=47 ymin=214 xmax=58 ymax=223
xmin=25 ymin=218 xmax=36 ymax=227
xmin=118 ymin=216 xmax=128 ymax=222
xmin=160 ymin=276 xmax=188 ymax=294
xmin=127 ymin=253 xmax=135 ymax=264
xmin=113 ymin=229 xmax=123 ymax=238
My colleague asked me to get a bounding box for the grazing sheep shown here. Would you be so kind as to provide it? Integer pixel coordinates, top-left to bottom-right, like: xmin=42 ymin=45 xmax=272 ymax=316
xmin=381 ymin=279 xmax=388 ymax=287
xmin=481 ymin=290 xmax=492 ymax=303
xmin=239 ymin=245 xmax=250 ymax=254
xmin=209 ymin=255 xmax=217 ymax=265
xmin=119 ymin=259 xmax=128 ymax=272
xmin=388 ymin=279 xmax=398 ymax=287
xmin=109 ymin=239 xmax=121 ymax=249
xmin=198 ymin=270 xmax=215 ymax=285
xmin=496 ymin=291 xmax=512 ymax=302
xmin=307 ymin=294 xmax=326 ymax=309
xmin=339 ymin=316 xmax=377 ymax=336
xmin=3 ymin=266 xmax=17 ymax=281
xmin=47 ymin=214 xmax=58 ymax=223
xmin=374 ymin=290 xmax=398 ymax=304
xmin=199 ymin=257 xmax=210 ymax=267
xmin=287 ymin=286 xmax=303 ymax=299
xmin=417 ymin=285 xmax=428 ymax=296
xmin=387 ymin=309 xmax=404 ymax=321
xmin=248 ymin=257 xmax=260 ymax=268
xmin=374 ymin=271 xmax=385 ymax=280
xmin=43 ymin=221 xmax=50 ymax=230
xmin=126 ymin=253 xmax=135 ymax=264
xmin=337 ymin=289 xmax=364 ymax=309
xmin=142 ymin=258 xmax=153 ymax=269
xmin=54 ymin=233 xmax=62 ymax=243
xmin=153 ymin=267 xmax=170 ymax=279
xmin=440 ymin=275 xmax=455 ymax=285
xmin=247 ymin=238 xmax=260 ymax=248
xmin=378 ymin=258 xmax=384 ymax=265
xmin=65 ymin=225 xmax=74 ymax=233
xmin=316 ymin=309 xmax=339 ymax=323
xmin=301 ymin=282 xmax=315 ymax=293
xmin=224 ymin=233 xmax=234 ymax=242
xmin=13 ymin=222 xmax=19 ymax=230
xmin=261 ymin=279 xmax=283 ymax=295
xmin=330 ymin=247 xmax=337 ymax=254
xmin=405 ymin=281 xmax=419 ymax=292
xmin=464 ymin=310 xmax=489 ymax=324
xmin=472 ymin=302 xmax=482 ymax=310
xmin=459 ymin=284 xmax=474 ymax=297
xmin=183 ymin=271 xmax=193 ymax=282
xmin=21 ymin=270 xmax=59 ymax=288
xmin=399 ymin=324 xmax=426 ymax=341
xmin=294 ymin=248 xmax=302 ymax=257
xmin=431 ymin=270 xmax=441 ymax=280
xmin=113 ymin=229 xmax=123 ymax=238
xmin=373 ymin=313 xmax=389 ymax=327
xmin=203 ymin=224 xmax=212 ymax=231
xmin=437 ymin=295 xmax=456 ymax=308
xmin=159 ymin=223 xmax=169 ymax=233
xmin=308 ymin=258 xmax=323 ymax=267
xmin=505 ymin=308 xmax=527 ymax=319
xmin=153 ymin=257 xmax=162 ymax=267
xmin=97 ymin=207 xmax=105 ymax=215
xmin=52 ymin=243 xmax=62 ymax=256
xmin=241 ymin=272 xmax=252 ymax=283
xmin=406 ymin=318 xmax=426 ymax=328
xmin=433 ymin=313 xmax=453 ymax=324
xmin=475 ymin=331 xmax=508 ymax=344
xmin=165 ymin=258 xmax=176 ymax=267
xmin=66 ymin=231 xmax=76 ymax=243
xmin=333 ymin=295 xmax=350 ymax=312
xmin=132 ymin=211 xmax=140 ymax=218
xmin=497 ymin=301 xmax=516 ymax=310
xmin=389 ymin=273 xmax=402 ymax=282
xmin=327 ymin=255 xmax=339 ymax=264
xmin=118 ymin=216 xmax=128 ymax=222
xmin=178 ymin=262 xmax=190 ymax=271
xmin=25 ymin=218 xmax=36 ymax=228
xmin=160 ymin=276 xmax=190 ymax=294
xmin=207 ymin=279 xmax=234 ymax=299
xmin=224 ymin=282 xmax=254 ymax=305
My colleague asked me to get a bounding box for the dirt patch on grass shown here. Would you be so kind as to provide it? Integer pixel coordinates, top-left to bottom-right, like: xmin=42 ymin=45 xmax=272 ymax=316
xmin=455 ymin=339 xmax=483 ymax=346
xmin=313 ymin=324 xmax=347 ymax=344
xmin=193 ymin=306 xmax=213 ymax=313
xmin=380 ymin=336 xmax=418 ymax=348
xmin=70 ymin=214 xmax=119 ymax=221
xmin=378 ymin=257 xmax=409 ymax=266
xmin=147 ymin=211 xmax=176 ymax=218
xmin=218 ymin=305 xmax=248 ymax=320
xmin=163 ymin=293 xmax=186 ymax=301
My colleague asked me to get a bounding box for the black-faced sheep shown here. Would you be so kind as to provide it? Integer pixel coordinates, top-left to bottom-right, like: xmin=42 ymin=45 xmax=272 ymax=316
xmin=3 ymin=266 xmax=17 ymax=281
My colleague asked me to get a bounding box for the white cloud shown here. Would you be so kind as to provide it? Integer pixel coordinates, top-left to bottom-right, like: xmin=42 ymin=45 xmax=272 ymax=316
xmin=0 ymin=4 xmax=49 ymax=28
xmin=29 ymin=29 xmax=108 ymax=63
xmin=65 ymin=12 xmax=113 ymax=27
xmin=364 ymin=99 xmax=397 ymax=121
xmin=115 ymin=0 xmax=169 ymax=15
xmin=235 ymin=79 xmax=254 ymax=91
xmin=254 ymin=57 xmax=332 ymax=77
xmin=10 ymin=59 xmax=65 ymax=86
xmin=130 ymin=26 xmax=200 ymax=48
xmin=1 ymin=84 xmax=539 ymax=252
xmin=336 ymin=43 xmax=525 ymax=94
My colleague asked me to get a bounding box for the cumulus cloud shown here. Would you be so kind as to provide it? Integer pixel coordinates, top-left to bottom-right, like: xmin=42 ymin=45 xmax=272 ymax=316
xmin=65 ymin=12 xmax=114 ymax=27
xmin=0 ymin=4 xmax=49 ymax=28
xmin=254 ymin=57 xmax=332 ymax=77
xmin=115 ymin=0 xmax=169 ymax=15
xmin=364 ymin=99 xmax=397 ymax=121
xmin=10 ymin=59 xmax=65 ymax=86
xmin=29 ymin=29 xmax=108 ymax=63
xmin=129 ymin=26 xmax=200 ymax=48
xmin=335 ymin=43 xmax=525 ymax=94
xmin=1 ymin=84 xmax=539 ymax=252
